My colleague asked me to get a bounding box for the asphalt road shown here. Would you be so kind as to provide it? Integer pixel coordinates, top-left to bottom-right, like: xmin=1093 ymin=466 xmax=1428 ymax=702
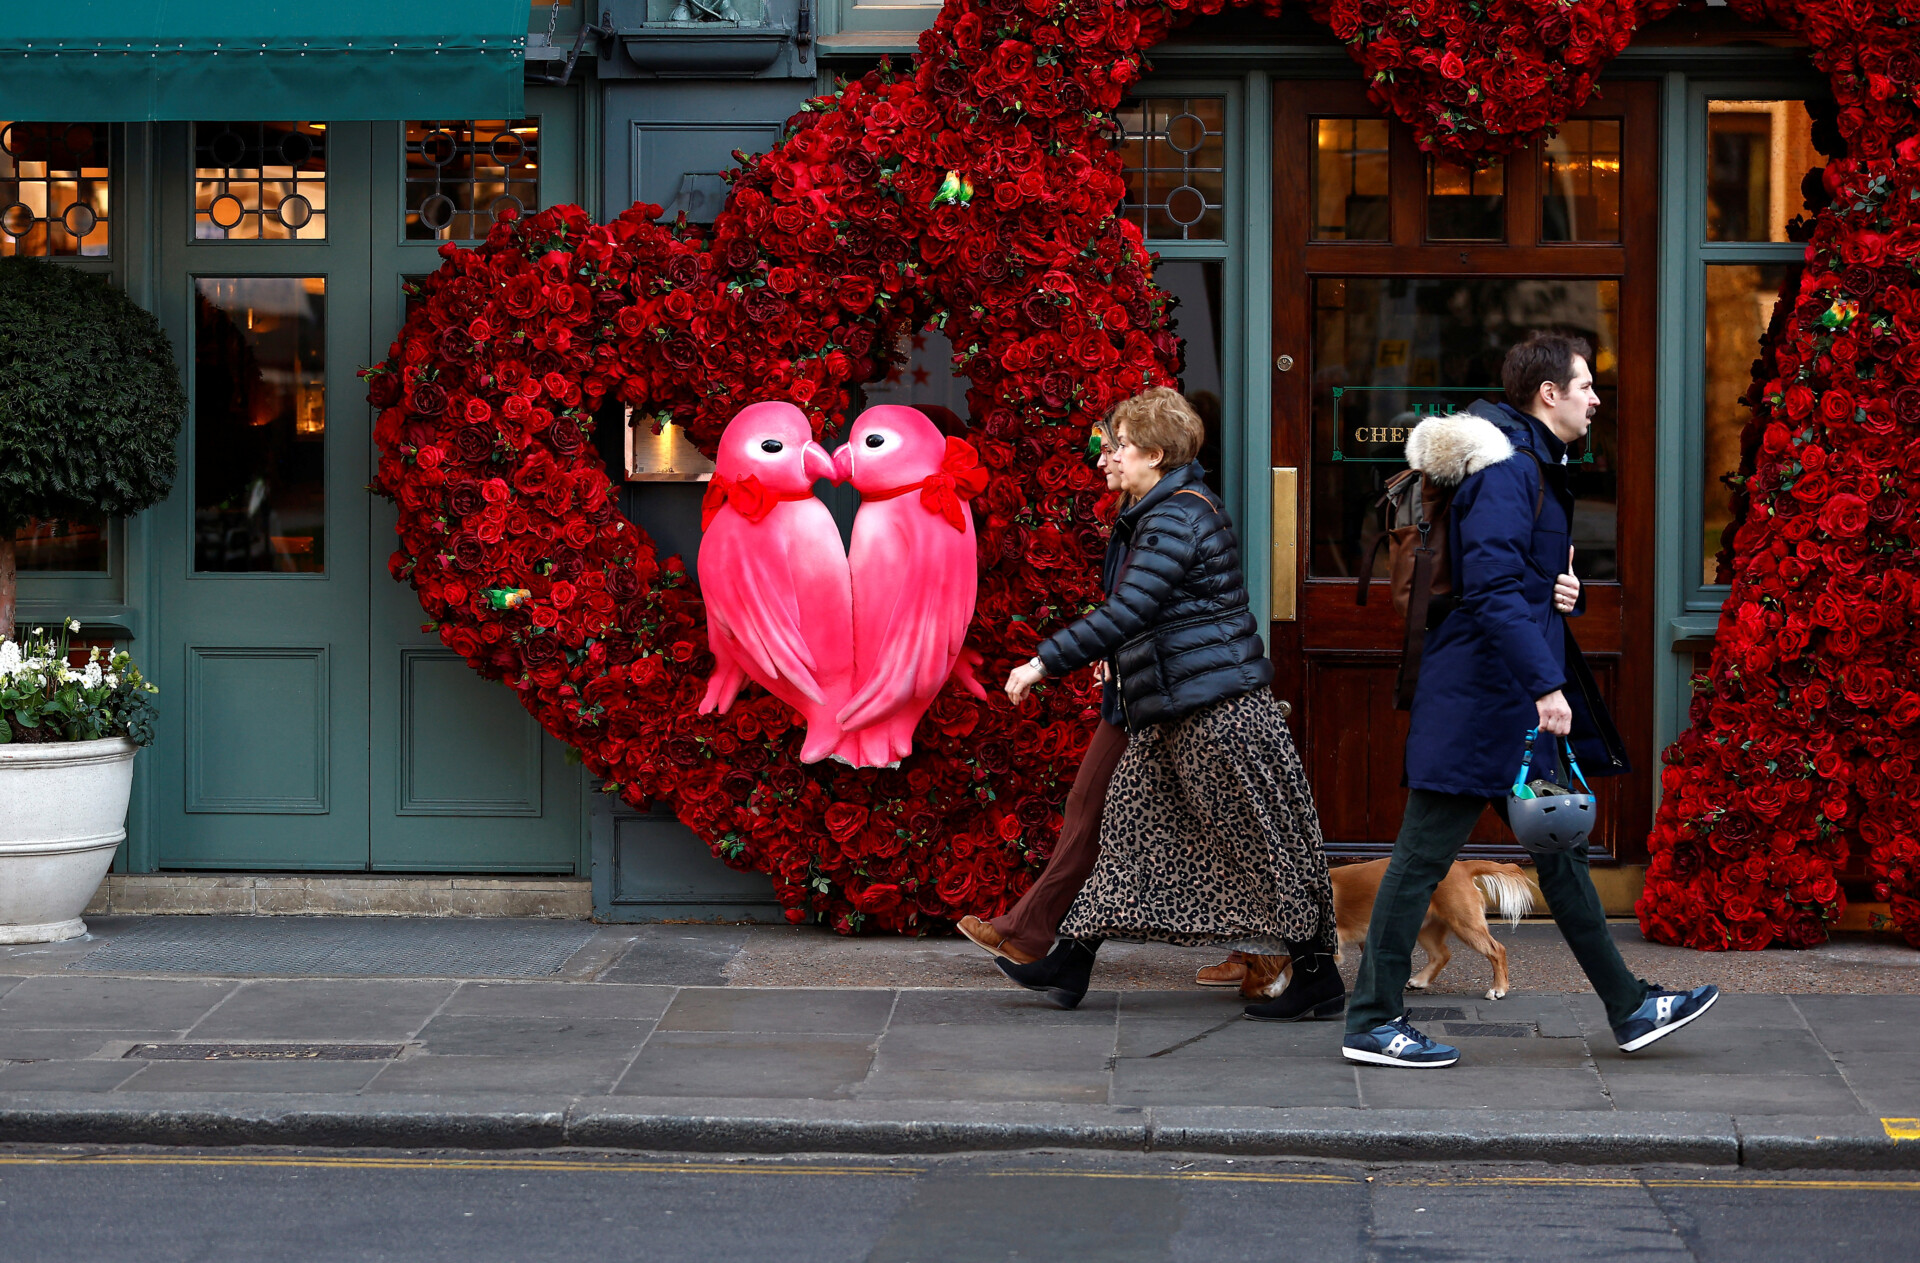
xmin=1 ymin=1146 xmax=1915 ymax=1262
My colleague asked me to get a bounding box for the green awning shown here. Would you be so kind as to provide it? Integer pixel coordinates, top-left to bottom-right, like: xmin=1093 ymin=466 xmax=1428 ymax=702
xmin=0 ymin=2 xmax=529 ymax=122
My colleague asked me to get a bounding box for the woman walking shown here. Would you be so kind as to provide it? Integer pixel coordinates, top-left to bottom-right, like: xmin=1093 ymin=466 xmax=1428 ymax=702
xmin=1000 ymin=388 xmax=1342 ymax=1019
xmin=957 ymin=420 xmax=1128 ymax=966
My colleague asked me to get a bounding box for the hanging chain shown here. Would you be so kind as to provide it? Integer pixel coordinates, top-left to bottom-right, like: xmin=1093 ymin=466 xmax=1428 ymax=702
xmin=535 ymin=0 xmax=603 ymax=87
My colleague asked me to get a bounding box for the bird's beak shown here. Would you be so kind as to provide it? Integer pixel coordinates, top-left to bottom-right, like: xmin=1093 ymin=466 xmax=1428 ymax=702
xmin=828 ymin=442 xmax=853 ymax=484
xmin=806 ymin=441 xmax=839 ymax=484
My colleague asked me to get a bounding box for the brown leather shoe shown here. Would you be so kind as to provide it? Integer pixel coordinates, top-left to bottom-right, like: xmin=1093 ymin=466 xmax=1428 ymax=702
xmin=1238 ymin=953 xmax=1293 ymax=999
xmin=958 ymin=916 xmax=1039 ymax=965
xmin=1196 ymin=951 xmax=1250 ymax=988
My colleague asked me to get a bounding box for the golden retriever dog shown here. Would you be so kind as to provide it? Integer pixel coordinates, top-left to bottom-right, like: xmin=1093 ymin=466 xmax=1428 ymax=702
xmin=1219 ymin=858 xmax=1535 ymax=1000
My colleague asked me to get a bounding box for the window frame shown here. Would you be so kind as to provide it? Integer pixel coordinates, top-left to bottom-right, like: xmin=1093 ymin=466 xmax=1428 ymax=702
xmin=1117 ymin=93 xmax=1231 ymax=246
xmin=1675 ymin=74 xmax=1825 ymax=617
xmin=0 ymin=119 xmax=116 ymax=261
xmin=1119 ymin=78 xmax=1253 ymax=598
xmin=13 ymin=122 xmax=136 ymax=635
xmin=187 ymin=121 xmax=333 ymax=245
xmin=400 ymin=117 xmax=544 ymax=245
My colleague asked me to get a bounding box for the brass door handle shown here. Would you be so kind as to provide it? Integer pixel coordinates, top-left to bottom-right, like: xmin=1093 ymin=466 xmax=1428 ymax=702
xmin=1271 ymin=467 xmax=1298 ymax=622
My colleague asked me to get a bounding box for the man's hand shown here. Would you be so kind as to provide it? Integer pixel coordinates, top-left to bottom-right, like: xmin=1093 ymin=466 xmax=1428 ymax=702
xmin=1536 ymin=689 xmax=1573 ymax=736
xmin=1555 ymin=546 xmax=1579 ymax=614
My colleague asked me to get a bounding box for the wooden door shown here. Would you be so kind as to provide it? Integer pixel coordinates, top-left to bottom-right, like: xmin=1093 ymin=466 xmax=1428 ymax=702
xmin=1269 ymin=81 xmax=1659 ymax=861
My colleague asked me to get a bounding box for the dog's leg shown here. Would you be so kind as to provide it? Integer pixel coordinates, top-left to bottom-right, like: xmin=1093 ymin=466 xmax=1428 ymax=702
xmin=1409 ymin=918 xmax=1450 ymax=990
xmin=1450 ymin=918 xmax=1510 ymax=1000
xmin=1486 ymin=937 xmax=1509 ymax=1000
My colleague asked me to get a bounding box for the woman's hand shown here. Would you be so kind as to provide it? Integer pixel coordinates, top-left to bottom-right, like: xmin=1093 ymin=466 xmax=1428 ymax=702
xmin=1004 ymin=659 xmax=1046 ymax=706
xmin=1093 ymin=661 xmax=1110 ymax=684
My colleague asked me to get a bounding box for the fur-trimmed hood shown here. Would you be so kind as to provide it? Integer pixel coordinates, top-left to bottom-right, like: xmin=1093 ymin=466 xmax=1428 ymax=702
xmin=1404 ymin=411 xmax=1514 ymax=488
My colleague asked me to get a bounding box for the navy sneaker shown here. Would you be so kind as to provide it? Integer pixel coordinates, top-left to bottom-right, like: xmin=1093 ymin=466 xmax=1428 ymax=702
xmin=1613 ymin=984 xmax=1719 ymax=1053
xmin=1341 ymin=1017 xmax=1460 ymax=1068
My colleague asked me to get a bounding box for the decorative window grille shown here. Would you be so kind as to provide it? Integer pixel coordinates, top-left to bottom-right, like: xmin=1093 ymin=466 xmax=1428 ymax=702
xmin=0 ymin=121 xmax=110 ymax=257
xmin=1117 ymin=98 xmax=1226 ymax=241
xmin=404 ymin=121 xmax=541 ymax=241
xmin=194 ymin=123 xmax=328 ymax=241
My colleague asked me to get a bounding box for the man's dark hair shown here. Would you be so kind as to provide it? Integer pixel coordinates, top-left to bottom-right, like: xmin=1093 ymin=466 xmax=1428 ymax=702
xmin=1501 ymin=332 xmax=1594 ymax=409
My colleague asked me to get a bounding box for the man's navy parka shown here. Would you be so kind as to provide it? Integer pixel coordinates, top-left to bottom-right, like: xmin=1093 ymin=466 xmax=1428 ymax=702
xmin=1401 ymin=399 xmax=1627 ymax=799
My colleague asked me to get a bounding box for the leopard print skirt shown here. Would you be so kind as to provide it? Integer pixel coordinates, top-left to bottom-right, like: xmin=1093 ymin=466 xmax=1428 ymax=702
xmin=1058 ymin=689 xmax=1336 ymax=951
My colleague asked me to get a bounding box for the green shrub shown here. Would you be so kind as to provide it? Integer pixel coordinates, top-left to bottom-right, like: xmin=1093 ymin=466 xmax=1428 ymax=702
xmin=0 ymin=257 xmax=184 ymax=633
xmin=0 ymin=257 xmax=184 ymax=533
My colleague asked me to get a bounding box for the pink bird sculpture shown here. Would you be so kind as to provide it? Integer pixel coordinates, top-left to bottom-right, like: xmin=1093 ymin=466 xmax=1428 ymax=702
xmin=832 ymin=405 xmax=988 ymax=767
xmin=697 ymin=401 xmax=853 ymax=763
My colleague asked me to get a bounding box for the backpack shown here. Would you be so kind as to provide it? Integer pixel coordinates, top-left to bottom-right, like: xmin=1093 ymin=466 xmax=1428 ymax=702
xmin=1355 ymin=448 xmax=1545 ymax=711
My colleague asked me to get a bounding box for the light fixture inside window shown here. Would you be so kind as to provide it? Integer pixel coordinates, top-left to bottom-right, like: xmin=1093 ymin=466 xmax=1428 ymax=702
xmin=625 ymin=408 xmax=716 ymax=481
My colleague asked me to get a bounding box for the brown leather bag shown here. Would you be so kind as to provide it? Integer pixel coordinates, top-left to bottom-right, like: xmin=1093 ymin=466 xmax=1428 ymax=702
xmin=1356 ymin=454 xmax=1544 ymax=710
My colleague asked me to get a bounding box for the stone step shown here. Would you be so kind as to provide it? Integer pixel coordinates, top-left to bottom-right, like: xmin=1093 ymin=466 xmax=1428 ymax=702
xmin=83 ymin=874 xmax=591 ymax=919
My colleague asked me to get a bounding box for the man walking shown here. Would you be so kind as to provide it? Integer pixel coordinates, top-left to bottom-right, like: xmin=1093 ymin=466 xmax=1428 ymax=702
xmin=1337 ymin=332 xmax=1719 ymax=1069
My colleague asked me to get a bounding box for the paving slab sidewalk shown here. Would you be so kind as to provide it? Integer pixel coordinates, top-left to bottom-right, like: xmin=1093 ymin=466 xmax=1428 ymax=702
xmin=0 ymin=918 xmax=1916 ymax=1168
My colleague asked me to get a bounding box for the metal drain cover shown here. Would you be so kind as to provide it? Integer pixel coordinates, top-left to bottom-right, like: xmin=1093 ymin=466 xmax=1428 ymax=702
xmin=1404 ymin=1007 xmax=1467 ymax=1022
xmin=126 ymin=1043 xmax=403 ymax=1061
xmin=1441 ymin=1022 xmax=1536 ymax=1038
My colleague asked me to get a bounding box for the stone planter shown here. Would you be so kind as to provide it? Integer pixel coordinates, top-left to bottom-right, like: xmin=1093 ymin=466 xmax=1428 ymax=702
xmin=0 ymin=737 xmax=135 ymax=943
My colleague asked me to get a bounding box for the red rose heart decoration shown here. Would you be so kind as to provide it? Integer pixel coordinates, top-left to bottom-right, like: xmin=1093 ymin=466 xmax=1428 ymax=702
xmin=1311 ymin=0 xmax=1681 ymax=162
xmin=367 ymin=0 xmax=1699 ymax=933
xmin=1641 ymin=0 xmax=1920 ymax=950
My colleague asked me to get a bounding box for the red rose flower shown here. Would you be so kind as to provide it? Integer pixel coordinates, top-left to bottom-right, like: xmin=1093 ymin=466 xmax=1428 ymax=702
xmin=824 ymin=803 xmax=869 ymax=843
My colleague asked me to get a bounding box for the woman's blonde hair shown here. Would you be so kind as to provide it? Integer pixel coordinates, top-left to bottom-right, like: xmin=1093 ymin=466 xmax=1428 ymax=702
xmin=1107 ymin=387 xmax=1205 ymax=470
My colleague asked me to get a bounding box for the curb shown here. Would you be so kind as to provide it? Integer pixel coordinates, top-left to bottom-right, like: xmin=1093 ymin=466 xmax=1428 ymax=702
xmin=1 ymin=1094 xmax=1915 ymax=1168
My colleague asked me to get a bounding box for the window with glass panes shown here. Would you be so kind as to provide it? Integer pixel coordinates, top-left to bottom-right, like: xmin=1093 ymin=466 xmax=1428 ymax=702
xmin=404 ymin=120 xmax=541 ymax=241
xmin=1117 ymin=94 xmax=1232 ymax=495
xmin=1 ymin=121 xmax=110 ymax=257
xmin=193 ymin=122 xmax=328 ymax=241
xmin=1697 ymin=97 xmax=1823 ymax=586
xmin=1117 ymin=98 xmax=1226 ymax=242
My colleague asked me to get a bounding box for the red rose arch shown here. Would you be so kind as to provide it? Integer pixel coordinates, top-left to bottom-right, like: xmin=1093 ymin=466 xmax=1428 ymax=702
xmin=368 ymin=0 xmax=1920 ymax=941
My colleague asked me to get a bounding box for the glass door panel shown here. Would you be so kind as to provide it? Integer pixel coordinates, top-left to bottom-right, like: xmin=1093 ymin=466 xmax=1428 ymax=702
xmin=1309 ymin=276 xmax=1620 ymax=583
xmin=192 ymin=277 xmax=328 ymax=573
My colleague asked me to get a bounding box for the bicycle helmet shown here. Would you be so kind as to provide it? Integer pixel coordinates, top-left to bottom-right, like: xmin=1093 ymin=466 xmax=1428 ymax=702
xmin=1506 ymin=727 xmax=1595 ymax=855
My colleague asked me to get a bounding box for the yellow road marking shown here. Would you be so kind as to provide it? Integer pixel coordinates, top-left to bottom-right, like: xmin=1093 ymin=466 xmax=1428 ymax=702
xmin=0 ymin=1153 xmax=1914 ymax=1194
xmin=1884 ymin=1118 xmax=1920 ymax=1141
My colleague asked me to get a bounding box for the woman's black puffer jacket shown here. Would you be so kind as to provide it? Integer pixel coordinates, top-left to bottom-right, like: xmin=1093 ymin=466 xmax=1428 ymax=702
xmin=1036 ymin=461 xmax=1273 ymax=730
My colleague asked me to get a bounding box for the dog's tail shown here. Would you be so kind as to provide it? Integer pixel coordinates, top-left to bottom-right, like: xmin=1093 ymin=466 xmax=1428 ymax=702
xmin=1459 ymin=860 xmax=1535 ymax=926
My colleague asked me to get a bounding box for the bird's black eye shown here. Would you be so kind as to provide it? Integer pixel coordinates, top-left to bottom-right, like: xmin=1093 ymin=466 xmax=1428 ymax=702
xmin=760 ymin=439 xmax=784 ymax=453
xmin=865 ymin=434 xmax=885 ymax=448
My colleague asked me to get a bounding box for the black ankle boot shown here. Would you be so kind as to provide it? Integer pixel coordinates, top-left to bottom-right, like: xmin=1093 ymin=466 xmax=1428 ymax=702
xmin=1243 ymin=943 xmax=1345 ymax=1023
xmin=996 ymin=937 xmax=1101 ymax=1010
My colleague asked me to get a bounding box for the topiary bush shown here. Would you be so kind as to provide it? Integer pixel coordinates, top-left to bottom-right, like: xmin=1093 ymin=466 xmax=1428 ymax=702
xmin=0 ymin=257 xmax=185 ymax=633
